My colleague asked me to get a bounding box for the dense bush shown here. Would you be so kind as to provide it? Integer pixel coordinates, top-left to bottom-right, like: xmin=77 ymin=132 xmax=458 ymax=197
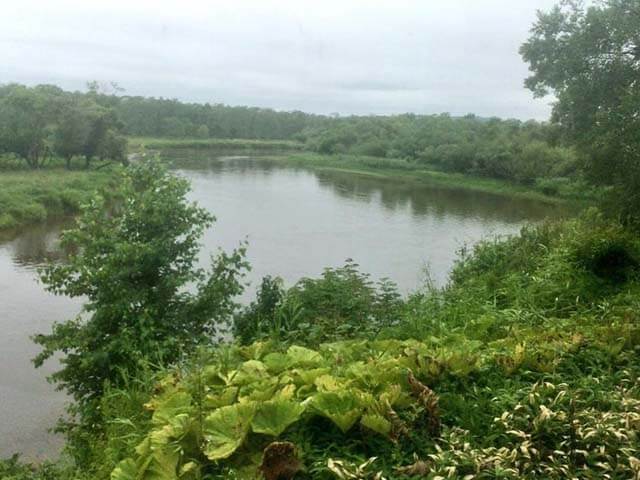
xmin=234 ymin=261 xmax=403 ymax=346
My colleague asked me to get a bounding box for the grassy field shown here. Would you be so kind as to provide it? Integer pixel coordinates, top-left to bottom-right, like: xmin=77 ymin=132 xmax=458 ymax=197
xmin=267 ymin=152 xmax=597 ymax=206
xmin=0 ymin=168 xmax=118 ymax=234
xmin=128 ymin=136 xmax=305 ymax=153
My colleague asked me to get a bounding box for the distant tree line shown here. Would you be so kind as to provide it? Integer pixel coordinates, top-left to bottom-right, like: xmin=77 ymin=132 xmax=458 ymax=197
xmin=0 ymin=84 xmax=127 ymax=169
xmin=111 ymin=95 xmax=328 ymax=140
xmin=0 ymin=79 xmax=604 ymax=194
xmin=298 ymin=114 xmax=581 ymax=185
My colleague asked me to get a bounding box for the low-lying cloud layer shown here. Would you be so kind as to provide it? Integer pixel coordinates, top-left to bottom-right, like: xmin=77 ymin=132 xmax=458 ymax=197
xmin=1 ymin=0 xmax=558 ymax=119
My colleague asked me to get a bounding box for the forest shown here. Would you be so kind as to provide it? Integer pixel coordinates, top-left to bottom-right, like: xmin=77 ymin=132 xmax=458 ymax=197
xmin=2 ymin=0 xmax=640 ymax=479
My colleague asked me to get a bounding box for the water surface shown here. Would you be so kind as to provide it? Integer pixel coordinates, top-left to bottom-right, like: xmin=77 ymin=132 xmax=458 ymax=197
xmin=0 ymin=154 xmax=567 ymax=459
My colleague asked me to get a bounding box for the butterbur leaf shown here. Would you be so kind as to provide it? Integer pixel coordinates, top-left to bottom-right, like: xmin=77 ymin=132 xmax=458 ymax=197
xmin=314 ymin=374 xmax=343 ymax=392
xmin=311 ymin=391 xmax=363 ymax=433
xmin=111 ymin=458 xmax=137 ymax=480
xmin=144 ymin=448 xmax=180 ymax=480
xmin=233 ymin=360 xmax=269 ymax=385
xmin=286 ymin=345 xmax=324 ymax=367
xmin=295 ymin=368 xmax=331 ymax=385
xmin=150 ymin=413 xmax=192 ymax=447
xmin=204 ymin=387 xmax=238 ymax=409
xmin=203 ymin=403 xmax=256 ymax=460
xmin=263 ymin=352 xmax=291 ymax=373
xmin=276 ymin=383 xmax=296 ymax=400
xmin=252 ymin=399 xmax=306 ymax=436
xmin=361 ymin=413 xmax=392 ymax=436
xmin=152 ymin=391 xmax=192 ymax=426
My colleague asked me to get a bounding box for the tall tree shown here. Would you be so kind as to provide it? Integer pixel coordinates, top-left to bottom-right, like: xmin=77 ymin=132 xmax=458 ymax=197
xmin=0 ymin=85 xmax=56 ymax=168
xmin=520 ymin=0 xmax=640 ymax=222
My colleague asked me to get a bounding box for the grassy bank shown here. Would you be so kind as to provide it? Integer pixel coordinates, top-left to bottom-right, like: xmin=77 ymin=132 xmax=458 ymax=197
xmin=0 ymin=168 xmax=118 ymax=234
xmin=128 ymin=139 xmax=597 ymax=206
xmin=268 ymin=152 xmax=598 ymax=206
xmin=128 ymin=136 xmax=305 ymax=153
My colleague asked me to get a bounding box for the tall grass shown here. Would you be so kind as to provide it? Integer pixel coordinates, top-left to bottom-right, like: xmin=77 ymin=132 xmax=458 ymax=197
xmin=0 ymin=168 xmax=117 ymax=232
xmin=127 ymin=136 xmax=304 ymax=153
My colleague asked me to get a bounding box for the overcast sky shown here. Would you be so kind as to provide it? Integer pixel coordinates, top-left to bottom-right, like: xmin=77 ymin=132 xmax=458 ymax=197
xmin=1 ymin=0 xmax=559 ymax=119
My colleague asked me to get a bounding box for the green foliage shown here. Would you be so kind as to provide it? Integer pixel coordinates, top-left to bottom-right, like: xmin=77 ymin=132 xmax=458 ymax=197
xmin=445 ymin=209 xmax=639 ymax=318
xmin=235 ymin=261 xmax=403 ymax=345
xmin=300 ymin=114 xmax=581 ymax=187
xmin=111 ymin=96 xmax=328 ymax=140
xmin=0 ymin=83 xmax=127 ymax=169
xmin=33 ymin=159 xmax=248 ymax=413
xmin=233 ymin=276 xmax=285 ymax=345
xmin=0 ymin=456 xmax=65 ymax=480
xmin=0 ymin=168 xmax=118 ymax=232
xmin=271 ymin=152 xmax=590 ymax=205
xmin=128 ymin=137 xmax=303 ymax=153
xmin=404 ymin=377 xmax=640 ymax=478
xmin=110 ymin=339 xmax=447 ymax=479
xmin=520 ymin=0 xmax=640 ymax=224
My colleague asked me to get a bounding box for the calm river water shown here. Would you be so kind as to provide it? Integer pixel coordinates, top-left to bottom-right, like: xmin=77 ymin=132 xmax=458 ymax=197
xmin=0 ymin=154 xmax=568 ymax=459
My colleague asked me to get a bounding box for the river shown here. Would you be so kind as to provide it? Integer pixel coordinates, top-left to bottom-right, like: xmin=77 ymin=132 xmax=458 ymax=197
xmin=0 ymin=153 xmax=568 ymax=459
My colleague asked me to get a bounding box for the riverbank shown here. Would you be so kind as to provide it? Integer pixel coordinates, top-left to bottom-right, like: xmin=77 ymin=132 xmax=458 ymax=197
xmin=0 ymin=169 xmax=118 ymax=235
xmin=267 ymin=152 xmax=597 ymax=206
xmin=126 ymin=139 xmax=597 ymax=206
xmin=127 ymin=136 xmax=305 ymax=153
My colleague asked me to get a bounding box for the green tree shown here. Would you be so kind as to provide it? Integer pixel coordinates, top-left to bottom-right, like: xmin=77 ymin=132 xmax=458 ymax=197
xmin=53 ymin=96 xmax=93 ymax=169
xmin=33 ymin=160 xmax=248 ymax=406
xmin=520 ymin=0 xmax=640 ymax=222
xmin=196 ymin=124 xmax=210 ymax=139
xmin=0 ymin=85 xmax=55 ymax=169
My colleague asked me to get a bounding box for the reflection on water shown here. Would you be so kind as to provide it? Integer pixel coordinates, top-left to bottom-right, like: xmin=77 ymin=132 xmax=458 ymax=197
xmin=0 ymin=221 xmax=79 ymax=461
xmin=313 ymin=169 xmax=567 ymax=223
xmin=0 ymin=153 xmax=567 ymax=460
xmin=5 ymin=220 xmax=72 ymax=267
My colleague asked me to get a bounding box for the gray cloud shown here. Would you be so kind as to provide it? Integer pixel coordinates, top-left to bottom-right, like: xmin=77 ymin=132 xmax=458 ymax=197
xmin=0 ymin=0 xmax=558 ymax=119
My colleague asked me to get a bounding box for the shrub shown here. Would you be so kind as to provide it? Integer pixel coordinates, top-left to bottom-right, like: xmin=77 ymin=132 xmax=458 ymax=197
xmin=234 ymin=261 xmax=403 ymax=346
xmin=32 ymin=160 xmax=249 ymax=462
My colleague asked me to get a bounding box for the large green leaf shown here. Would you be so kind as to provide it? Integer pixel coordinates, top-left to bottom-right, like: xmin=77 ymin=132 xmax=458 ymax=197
xmin=111 ymin=458 xmax=136 ymax=480
xmin=151 ymin=391 xmax=192 ymax=426
xmin=203 ymin=403 xmax=256 ymax=460
xmin=293 ymin=367 xmax=331 ymax=386
xmin=204 ymin=387 xmax=238 ymax=409
xmin=286 ymin=345 xmax=325 ymax=368
xmin=263 ymin=352 xmax=291 ymax=373
xmin=310 ymin=391 xmax=363 ymax=433
xmin=116 ymin=436 xmax=181 ymax=480
xmin=232 ymin=360 xmax=270 ymax=386
xmin=142 ymin=448 xmax=180 ymax=480
xmin=252 ymin=399 xmax=306 ymax=436
xmin=149 ymin=413 xmax=192 ymax=447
